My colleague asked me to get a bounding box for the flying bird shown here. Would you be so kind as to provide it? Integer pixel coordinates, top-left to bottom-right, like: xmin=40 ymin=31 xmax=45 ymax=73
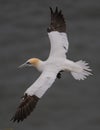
xmin=11 ymin=7 xmax=92 ymax=122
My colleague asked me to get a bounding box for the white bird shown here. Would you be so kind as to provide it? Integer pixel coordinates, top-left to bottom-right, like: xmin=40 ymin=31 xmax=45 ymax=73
xmin=11 ymin=7 xmax=92 ymax=122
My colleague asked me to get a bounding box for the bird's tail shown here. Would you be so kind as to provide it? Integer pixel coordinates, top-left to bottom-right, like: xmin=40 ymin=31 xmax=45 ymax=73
xmin=71 ymin=60 xmax=92 ymax=80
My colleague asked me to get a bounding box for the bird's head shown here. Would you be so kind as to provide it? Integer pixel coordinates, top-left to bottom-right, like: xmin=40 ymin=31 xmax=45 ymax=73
xmin=19 ymin=58 xmax=41 ymax=68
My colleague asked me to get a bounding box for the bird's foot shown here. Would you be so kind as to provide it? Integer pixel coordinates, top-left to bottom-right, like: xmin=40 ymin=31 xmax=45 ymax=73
xmin=57 ymin=70 xmax=64 ymax=79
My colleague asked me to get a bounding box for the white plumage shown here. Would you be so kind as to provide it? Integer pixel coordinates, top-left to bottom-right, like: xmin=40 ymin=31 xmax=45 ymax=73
xmin=25 ymin=30 xmax=92 ymax=98
xmin=48 ymin=31 xmax=69 ymax=58
xmin=26 ymin=70 xmax=57 ymax=98
xmin=11 ymin=7 xmax=92 ymax=123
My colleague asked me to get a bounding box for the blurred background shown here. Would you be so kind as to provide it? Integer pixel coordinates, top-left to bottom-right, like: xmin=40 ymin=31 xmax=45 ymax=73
xmin=0 ymin=0 xmax=100 ymax=130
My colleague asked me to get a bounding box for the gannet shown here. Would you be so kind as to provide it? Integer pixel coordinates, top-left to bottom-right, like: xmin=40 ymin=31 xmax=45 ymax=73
xmin=11 ymin=7 xmax=92 ymax=122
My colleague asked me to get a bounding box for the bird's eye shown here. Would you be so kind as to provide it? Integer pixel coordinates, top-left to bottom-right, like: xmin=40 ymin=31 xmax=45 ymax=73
xmin=26 ymin=62 xmax=31 ymax=64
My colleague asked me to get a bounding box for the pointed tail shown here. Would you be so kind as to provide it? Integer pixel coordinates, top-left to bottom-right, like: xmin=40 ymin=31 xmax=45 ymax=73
xmin=71 ymin=60 xmax=92 ymax=80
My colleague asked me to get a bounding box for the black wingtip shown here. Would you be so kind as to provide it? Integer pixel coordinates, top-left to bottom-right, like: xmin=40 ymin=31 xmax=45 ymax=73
xmin=49 ymin=6 xmax=53 ymax=14
xmin=55 ymin=6 xmax=58 ymax=14
xmin=11 ymin=94 xmax=39 ymax=123
xmin=49 ymin=6 xmax=59 ymax=14
xmin=48 ymin=7 xmax=66 ymax=32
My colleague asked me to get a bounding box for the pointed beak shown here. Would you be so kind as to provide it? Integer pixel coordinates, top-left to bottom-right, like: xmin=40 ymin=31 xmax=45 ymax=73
xmin=18 ymin=62 xmax=28 ymax=68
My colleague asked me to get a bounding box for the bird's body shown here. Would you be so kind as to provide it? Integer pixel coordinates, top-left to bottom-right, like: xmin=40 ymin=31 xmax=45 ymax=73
xmin=11 ymin=7 xmax=92 ymax=122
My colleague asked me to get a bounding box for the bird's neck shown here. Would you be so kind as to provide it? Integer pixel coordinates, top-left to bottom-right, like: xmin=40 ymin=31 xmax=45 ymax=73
xmin=35 ymin=59 xmax=45 ymax=72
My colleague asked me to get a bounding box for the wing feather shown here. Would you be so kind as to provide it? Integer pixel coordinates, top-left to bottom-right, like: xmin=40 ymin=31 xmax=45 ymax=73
xmin=47 ymin=7 xmax=69 ymax=59
xmin=11 ymin=94 xmax=39 ymax=122
xmin=47 ymin=7 xmax=66 ymax=32
xmin=11 ymin=70 xmax=57 ymax=122
xmin=48 ymin=31 xmax=69 ymax=59
xmin=25 ymin=70 xmax=57 ymax=98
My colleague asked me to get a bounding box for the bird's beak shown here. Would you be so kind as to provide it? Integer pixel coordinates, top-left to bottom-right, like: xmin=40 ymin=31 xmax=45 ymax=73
xmin=18 ymin=62 xmax=28 ymax=68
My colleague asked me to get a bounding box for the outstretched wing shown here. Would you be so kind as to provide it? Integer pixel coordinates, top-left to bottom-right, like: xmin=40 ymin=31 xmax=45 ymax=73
xmin=47 ymin=7 xmax=69 ymax=59
xmin=11 ymin=70 xmax=57 ymax=122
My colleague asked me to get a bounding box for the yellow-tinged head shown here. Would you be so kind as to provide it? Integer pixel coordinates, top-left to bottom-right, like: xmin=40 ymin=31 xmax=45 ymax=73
xmin=27 ymin=58 xmax=40 ymax=67
xmin=19 ymin=58 xmax=41 ymax=68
